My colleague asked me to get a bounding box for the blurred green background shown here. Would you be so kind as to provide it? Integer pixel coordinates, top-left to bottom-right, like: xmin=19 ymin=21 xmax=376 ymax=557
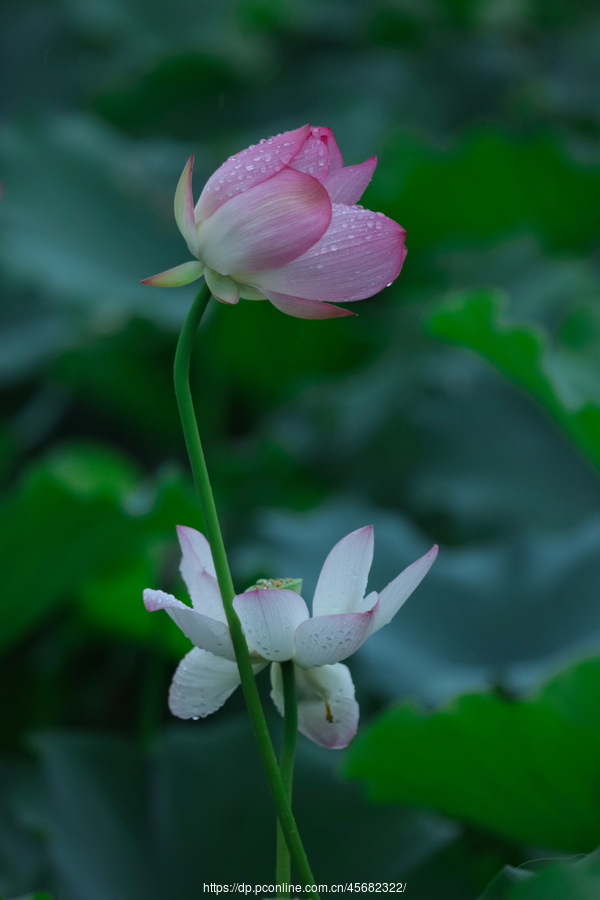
xmin=2 ymin=0 xmax=600 ymax=898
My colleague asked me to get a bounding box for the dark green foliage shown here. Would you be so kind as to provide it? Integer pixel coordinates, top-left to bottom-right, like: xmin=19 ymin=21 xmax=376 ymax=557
xmin=345 ymin=658 xmax=600 ymax=852
xmin=2 ymin=0 xmax=600 ymax=896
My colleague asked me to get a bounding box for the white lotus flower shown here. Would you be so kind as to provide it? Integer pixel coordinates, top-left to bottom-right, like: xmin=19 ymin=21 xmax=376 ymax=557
xmin=144 ymin=524 xmax=437 ymax=748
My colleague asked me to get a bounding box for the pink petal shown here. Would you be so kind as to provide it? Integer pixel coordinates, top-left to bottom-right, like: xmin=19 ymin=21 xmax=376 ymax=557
xmin=293 ymin=610 xmax=375 ymax=667
xmin=197 ymin=167 xmax=332 ymax=275
xmin=143 ymin=589 xmax=235 ymax=660
xmin=168 ymin=648 xmax=242 ymax=718
xmin=263 ymin=291 xmax=355 ymax=319
xmin=271 ymin=662 xmax=359 ymax=749
xmin=174 ymin=156 xmax=198 ymax=254
xmin=309 ymin=127 xmax=344 ymax=171
xmin=323 ymin=157 xmax=377 ymax=205
xmin=233 ymin=588 xmax=309 ymax=661
xmin=195 ymin=125 xmax=312 ymax=220
xmin=250 ymin=204 xmax=406 ymax=302
xmin=141 ymin=261 xmax=204 ymax=287
xmin=370 ymin=545 xmax=438 ymax=635
xmin=312 ymin=526 xmax=374 ymax=617
xmin=287 ymin=127 xmax=336 ymax=179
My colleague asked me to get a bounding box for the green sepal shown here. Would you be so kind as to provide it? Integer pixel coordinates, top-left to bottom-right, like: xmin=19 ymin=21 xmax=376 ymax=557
xmin=245 ymin=577 xmax=303 ymax=594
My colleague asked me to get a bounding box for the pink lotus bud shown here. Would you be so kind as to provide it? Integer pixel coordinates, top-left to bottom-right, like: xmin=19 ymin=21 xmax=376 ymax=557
xmin=142 ymin=125 xmax=407 ymax=319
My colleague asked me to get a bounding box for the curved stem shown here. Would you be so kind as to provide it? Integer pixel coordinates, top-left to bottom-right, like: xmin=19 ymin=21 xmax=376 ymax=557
xmin=173 ymin=282 xmax=318 ymax=897
xmin=276 ymin=661 xmax=298 ymax=896
xmin=173 ymin=284 xmax=235 ymax=600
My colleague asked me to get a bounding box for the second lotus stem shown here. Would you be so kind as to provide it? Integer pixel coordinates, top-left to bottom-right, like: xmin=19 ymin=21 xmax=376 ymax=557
xmin=173 ymin=281 xmax=318 ymax=897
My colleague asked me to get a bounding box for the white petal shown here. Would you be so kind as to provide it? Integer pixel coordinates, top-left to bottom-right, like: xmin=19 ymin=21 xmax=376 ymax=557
xmin=233 ymin=588 xmax=309 ymax=661
xmin=185 ymin=569 xmax=226 ymax=623
xmin=204 ymin=268 xmax=240 ymax=304
xmin=168 ymin=648 xmax=242 ymax=718
xmin=312 ymin=525 xmax=374 ymax=617
xmin=176 ymin=526 xmax=225 ymax=619
xmin=143 ymin=589 xmax=235 ymax=660
xmin=370 ymin=545 xmax=438 ymax=634
xmin=271 ymin=663 xmax=359 ymax=749
xmin=293 ymin=610 xmax=375 ymax=667
xmin=176 ymin=524 xmax=216 ymax=578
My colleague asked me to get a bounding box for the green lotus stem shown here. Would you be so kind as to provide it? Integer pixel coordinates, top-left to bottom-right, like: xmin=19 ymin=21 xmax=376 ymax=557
xmin=173 ymin=281 xmax=318 ymax=897
xmin=276 ymin=661 xmax=298 ymax=896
